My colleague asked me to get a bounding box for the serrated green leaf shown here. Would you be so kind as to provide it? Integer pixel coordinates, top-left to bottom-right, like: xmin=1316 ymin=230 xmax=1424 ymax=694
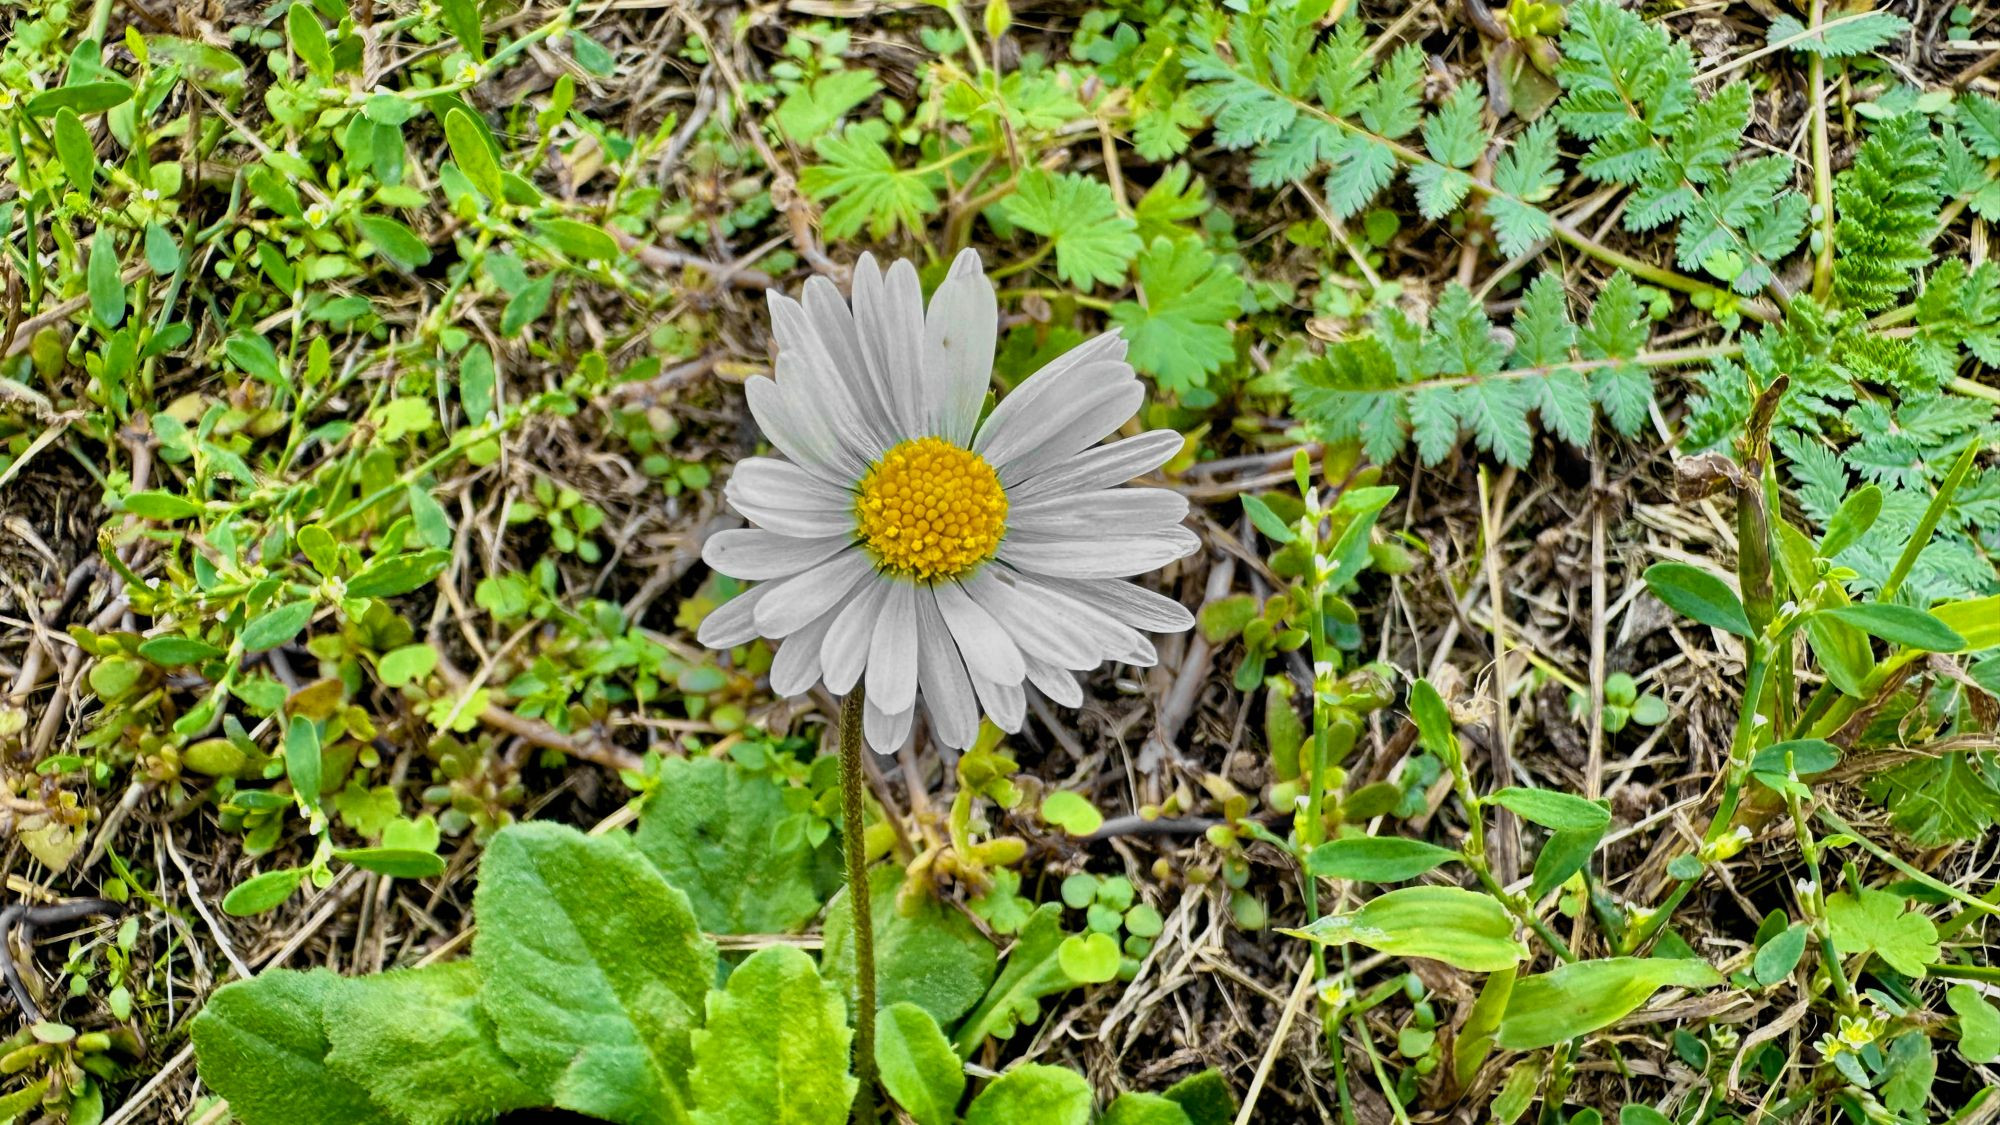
xmin=475 ymin=822 xmax=716 ymax=1125
xmin=1002 ymin=169 xmax=1141 ymax=289
xmin=689 ymin=946 xmax=855 ymax=1125
xmin=1110 ymin=237 xmax=1245 ymax=392
xmin=633 ymin=755 xmax=822 ymax=935
xmin=953 ymin=903 xmax=1080 ymax=1053
xmin=1826 ymin=887 xmax=1938 ymax=977
xmin=191 ymin=968 xmax=396 ymax=1125
xmin=323 ymin=961 xmax=543 ymax=1125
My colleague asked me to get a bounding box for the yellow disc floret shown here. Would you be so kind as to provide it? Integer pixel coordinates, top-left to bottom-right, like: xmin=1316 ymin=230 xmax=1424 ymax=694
xmin=854 ymin=437 xmax=1008 ymax=581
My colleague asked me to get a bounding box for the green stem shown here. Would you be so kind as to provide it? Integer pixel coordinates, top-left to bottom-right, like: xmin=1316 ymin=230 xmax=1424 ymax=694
xmin=839 ymin=691 xmax=878 ymax=1124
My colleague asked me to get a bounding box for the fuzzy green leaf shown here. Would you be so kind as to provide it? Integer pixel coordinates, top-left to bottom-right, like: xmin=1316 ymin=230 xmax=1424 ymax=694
xmin=323 ymin=961 xmax=543 ymax=1125
xmin=475 ymin=822 xmax=716 ymax=1125
xmin=634 ymin=755 xmax=822 ymax=934
xmin=689 ymin=946 xmax=855 ymax=1125
xmin=190 ymin=969 xmax=396 ymax=1125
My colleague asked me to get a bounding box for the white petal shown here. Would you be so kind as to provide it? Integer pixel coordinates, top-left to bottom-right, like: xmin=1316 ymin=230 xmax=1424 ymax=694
xmin=1024 ymin=657 xmax=1084 ymax=707
xmin=773 ymin=354 xmax=883 ymax=468
xmin=769 ymin=596 xmax=842 ymax=696
xmin=993 ymin=380 xmax=1147 ymax=484
xmin=932 ymin=580 xmax=1026 ymax=686
xmin=865 ymin=581 xmax=920 ymax=715
xmin=971 ymin=675 xmax=1025 ymax=733
xmin=924 ymin=248 xmax=997 ymax=444
xmin=753 ymin=551 xmax=876 ymax=637
xmin=974 ymin=339 xmax=1132 ymax=471
xmin=725 ymin=458 xmax=855 ymax=537
xmin=848 ymin=255 xmax=925 ymax=437
xmin=695 ymin=583 xmax=773 ymax=648
xmin=1004 ymin=571 xmax=1155 ymax=670
xmin=766 ymin=292 xmax=882 ymax=465
xmin=743 ymin=375 xmax=858 ymax=480
xmin=704 ymin=529 xmax=853 ymax=581
xmin=999 ymin=528 xmax=1201 ymax=579
xmin=916 ymin=594 xmax=980 ymax=750
xmin=804 ymin=274 xmax=900 ymax=450
xmin=1009 ymin=429 xmax=1184 ymax=502
xmin=962 ymin=569 xmax=1095 ymax=669
xmin=864 ymin=697 xmax=914 ymax=755
xmin=820 ymin=578 xmax=891 ymax=695
xmin=1046 ymin=577 xmax=1196 ymax=634
xmin=1007 ymin=488 xmax=1190 ymax=541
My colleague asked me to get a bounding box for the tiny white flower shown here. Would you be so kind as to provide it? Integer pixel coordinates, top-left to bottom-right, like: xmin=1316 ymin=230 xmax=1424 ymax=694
xmin=140 ymin=188 xmax=161 ymax=202
xmin=1795 ymin=877 xmax=1818 ymax=899
xmin=1317 ymin=979 xmax=1349 ymax=1010
xmin=456 ymin=61 xmax=482 ymax=84
xmin=698 ymin=252 xmax=1197 ymax=753
xmin=303 ymin=204 xmax=330 ymax=228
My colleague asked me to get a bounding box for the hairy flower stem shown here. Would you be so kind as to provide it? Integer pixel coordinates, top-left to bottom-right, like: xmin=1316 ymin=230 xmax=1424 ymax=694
xmin=839 ymin=690 xmax=878 ymax=1124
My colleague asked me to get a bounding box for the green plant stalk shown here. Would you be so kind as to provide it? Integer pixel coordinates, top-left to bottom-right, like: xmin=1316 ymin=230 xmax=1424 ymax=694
xmin=1807 ymin=0 xmax=1835 ymax=301
xmin=1779 ymin=769 xmax=1857 ymax=1014
xmin=1817 ymin=807 xmax=2000 ymax=923
xmin=1300 ymin=555 xmax=1333 ymax=988
xmin=839 ymin=689 xmax=878 ymax=1124
xmin=1623 ymin=647 xmax=1771 ymax=953
xmin=1880 ymin=437 xmax=1981 ymax=603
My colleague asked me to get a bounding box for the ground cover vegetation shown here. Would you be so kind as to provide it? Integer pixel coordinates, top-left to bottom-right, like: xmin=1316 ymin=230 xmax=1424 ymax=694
xmin=1 ymin=0 xmax=1999 ymax=1121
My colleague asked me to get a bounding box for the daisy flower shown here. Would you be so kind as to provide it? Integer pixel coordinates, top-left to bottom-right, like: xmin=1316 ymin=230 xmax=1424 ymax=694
xmin=697 ymin=250 xmax=1199 ymax=753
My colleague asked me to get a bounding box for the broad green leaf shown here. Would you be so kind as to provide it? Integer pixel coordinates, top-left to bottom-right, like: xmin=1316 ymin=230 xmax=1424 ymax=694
xmin=322 ymin=961 xmax=543 ymax=1125
xmin=1040 ymin=791 xmax=1104 ymax=836
xmin=1747 ymin=739 xmax=1840 ymax=776
xmin=475 ymin=823 xmax=716 ymax=1125
xmin=963 ymin=1064 xmax=1093 ymax=1125
xmin=1286 ymin=886 xmax=1527 ymax=971
xmin=633 ymin=756 xmax=822 ymax=934
xmin=88 ymin=229 xmax=124 ymax=328
xmin=1643 ymin=562 xmax=1752 ymax=637
xmin=333 ymin=847 xmax=446 ymax=879
xmin=1306 ymin=837 xmax=1458 ymax=882
xmin=356 ymin=215 xmax=432 ymax=270
xmin=242 ymin=600 xmax=314 ymax=652
xmin=534 ymin=218 xmax=621 ymax=263
xmin=1879 ymin=1031 xmax=1936 ymax=1117
xmin=377 ymin=643 xmax=439 ymax=687
xmin=1529 ymin=826 xmax=1603 ymax=900
xmin=876 ymin=1003 xmax=963 ymax=1125
xmin=1408 ymin=679 xmax=1460 ymax=765
xmin=1489 ymin=787 xmax=1612 ymax=832
xmin=1949 ymin=985 xmax=2000 ymax=1063
xmin=1496 ymin=957 xmax=1722 ymax=1050
xmin=1752 ymin=924 xmax=1808 ymax=986
xmin=831 ymin=866 xmax=996 ymax=1038
xmin=689 ymin=946 xmax=855 ymax=1125
xmin=1825 ymin=887 xmax=1938 ymax=977
xmin=52 ymin=108 xmax=95 ymax=191
xmin=1821 ymin=603 xmax=1965 ymax=653
xmin=1240 ymin=494 xmax=1297 ymax=543
xmin=1102 ymin=1092 xmax=1196 ymax=1125
xmin=190 ymin=969 xmax=395 ymax=1125
xmin=124 ymin=490 xmax=200 ymax=520
xmin=1161 ymin=1070 xmax=1235 ymax=1125
xmin=1453 ymin=966 xmax=1514 ymax=1090
xmin=1934 ymin=595 xmax=2000 ymax=651
xmin=444 ymin=108 xmax=506 ymax=202
xmin=285 ymin=716 xmax=322 ymax=808
xmin=346 ymin=550 xmax=451 ymax=599
xmin=1621 ymin=1107 xmax=1672 ymax=1125
xmin=438 ymin=0 xmax=485 ymax=59
xmin=26 ymin=82 xmax=132 ymax=116
xmin=1821 ymin=484 xmax=1883 ymax=557
xmin=225 ymin=332 xmax=284 ymax=383
xmin=138 ymin=635 xmax=222 ymax=666
xmin=287 ymin=2 xmax=334 ymax=77
xmin=221 ymin=868 xmax=305 ymax=916
xmin=1057 ymin=932 xmax=1120 ymax=982
xmin=952 ymin=903 xmax=1081 ymax=1054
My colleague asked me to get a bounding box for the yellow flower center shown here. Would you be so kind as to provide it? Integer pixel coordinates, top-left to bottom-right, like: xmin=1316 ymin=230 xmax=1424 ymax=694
xmin=854 ymin=437 xmax=1007 ymax=581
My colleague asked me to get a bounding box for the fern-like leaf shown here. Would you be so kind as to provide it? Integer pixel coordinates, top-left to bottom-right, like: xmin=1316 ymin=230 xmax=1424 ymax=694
xmin=1832 ymin=114 xmax=1942 ymax=312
